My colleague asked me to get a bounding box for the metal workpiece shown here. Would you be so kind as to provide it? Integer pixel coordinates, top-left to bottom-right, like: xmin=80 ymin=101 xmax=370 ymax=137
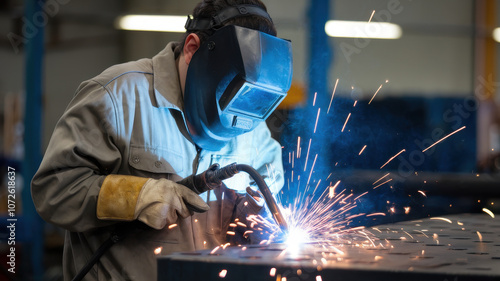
xmin=158 ymin=213 xmax=500 ymax=281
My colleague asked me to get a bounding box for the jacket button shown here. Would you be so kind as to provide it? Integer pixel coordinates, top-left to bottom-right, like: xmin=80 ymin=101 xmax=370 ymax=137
xmin=155 ymin=161 xmax=162 ymax=168
xmin=133 ymin=156 xmax=140 ymax=164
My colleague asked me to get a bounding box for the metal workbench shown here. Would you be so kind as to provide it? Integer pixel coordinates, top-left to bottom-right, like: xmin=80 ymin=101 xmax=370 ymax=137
xmin=158 ymin=213 xmax=500 ymax=280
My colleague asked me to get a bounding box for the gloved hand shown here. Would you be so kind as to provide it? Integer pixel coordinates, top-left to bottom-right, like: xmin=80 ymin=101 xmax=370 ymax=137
xmin=97 ymin=175 xmax=209 ymax=230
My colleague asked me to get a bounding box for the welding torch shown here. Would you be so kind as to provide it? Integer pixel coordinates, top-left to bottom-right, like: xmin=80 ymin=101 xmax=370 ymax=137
xmin=178 ymin=163 xmax=288 ymax=231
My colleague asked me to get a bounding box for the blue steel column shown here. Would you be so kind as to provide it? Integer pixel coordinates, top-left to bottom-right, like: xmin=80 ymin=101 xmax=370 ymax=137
xmin=307 ymin=0 xmax=332 ymax=105
xmin=23 ymin=0 xmax=45 ymax=280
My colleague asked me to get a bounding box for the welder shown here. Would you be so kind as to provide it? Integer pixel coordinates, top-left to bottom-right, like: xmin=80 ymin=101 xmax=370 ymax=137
xmin=30 ymin=0 xmax=292 ymax=280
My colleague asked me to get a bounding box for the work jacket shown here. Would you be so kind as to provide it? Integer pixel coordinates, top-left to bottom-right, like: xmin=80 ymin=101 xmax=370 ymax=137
xmin=31 ymin=42 xmax=284 ymax=281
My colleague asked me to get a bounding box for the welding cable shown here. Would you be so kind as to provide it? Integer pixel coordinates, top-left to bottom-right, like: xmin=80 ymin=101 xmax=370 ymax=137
xmin=182 ymin=163 xmax=288 ymax=231
xmin=71 ymin=224 xmax=129 ymax=281
xmin=233 ymin=164 xmax=288 ymax=231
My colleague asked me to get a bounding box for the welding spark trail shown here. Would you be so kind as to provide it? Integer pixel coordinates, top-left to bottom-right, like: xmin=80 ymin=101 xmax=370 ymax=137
xmin=329 ymin=180 xmax=341 ymax=198
xmin=297 ymin=137 xmax=301 ymax=158
xmin=341 ymin=113 xmax=351 ymax=132
xmin=482 ymin=208 xmax=495 ymax=218
xmin=306 ymin=154 xmax=318 ymax=187
xmin=313 ymin=92 xmax=317 ymax=106
xmin=430 ymin=217 xmax=452 ymax=224
xmin=422 ymin=126 xmax=466 ymax=152
xmin=304 ymin=139 xmax=312 ymax=172
xmin=354 ymin=191 xmax=369 ymax=201
xmin=368 ymin=84 xmax=383 ymax=104
xmin=380 ymin=149 xmax=405 ymax=169
xmin=368 ymin=10 xmax=375 ymax=22
xmin=327 ymin=79 xmax=339 ymax=114
xmin=359 ymin=145 xmax=367 ymax=155
xmin=373 ymin=178 xmax=392 ymax=189
xmin=366 ymin=212 xmax=386 ymax=217
xmin=307 ymin=179 xmax=322 ymax=198
xmin=314 ymin=108 xmax=321 ymax=133
xmin=373 ymin=173 xmax=390 ymax=185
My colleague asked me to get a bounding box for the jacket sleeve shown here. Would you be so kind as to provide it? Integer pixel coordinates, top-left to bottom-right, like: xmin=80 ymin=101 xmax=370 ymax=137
xmin=31 ymin=80 xmax=123 ymax=232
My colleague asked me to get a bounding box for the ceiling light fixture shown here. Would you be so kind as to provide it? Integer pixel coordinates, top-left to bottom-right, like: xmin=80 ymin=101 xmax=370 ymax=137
xmin=115 ymin=15 xmax=186 ymax=32
xmin=325 ymin=20 xmax=402 ymax=39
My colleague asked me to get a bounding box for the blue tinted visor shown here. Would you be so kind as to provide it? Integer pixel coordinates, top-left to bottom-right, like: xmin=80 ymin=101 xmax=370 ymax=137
xmin=221 ymin=82 xmax=286 ymax=119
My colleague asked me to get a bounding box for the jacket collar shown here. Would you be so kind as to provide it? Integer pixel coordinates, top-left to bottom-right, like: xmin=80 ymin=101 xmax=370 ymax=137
xmin=152 ymin=42 xmax=184 ymax=111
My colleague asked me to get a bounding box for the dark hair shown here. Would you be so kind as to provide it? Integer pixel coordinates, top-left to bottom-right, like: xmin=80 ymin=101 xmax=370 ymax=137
xmin=174 ymin=0 xmax=276 ymax=56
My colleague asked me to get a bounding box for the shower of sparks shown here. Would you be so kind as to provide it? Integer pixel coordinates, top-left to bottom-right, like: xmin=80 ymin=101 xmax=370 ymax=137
xmin=168 ymin=224 xmax=177 ymax=229
xmin=359 ymin=145 xmax=367 ymax=155
xmin=482 ymin=208 xmax=495 ymax=218
xmin=380 ymin=149 xmax=405 ymax=169
xmin=353 ymin=100 xmax=358 ymax=107
xmin=245 ymin=175 xmax=381 ymax=254
xmin=368 ymin=10 xmax=376 ymax=22
xmin=327 ymin=78 xmax=339 ymax=114
xmin=422 ymin=126 xmax=466 ymax=152
xmin=217 ymin=80 xmax=476 ymax=265
xmin=314 ymin=108 xmax=321 ymax=133
xmin=341 ymin=113 xmax=351 ymax=132
xmin=430 ymin=217 xmax=452 ymax=224
xmin=368 ymin=84 xmax=383 ymax=104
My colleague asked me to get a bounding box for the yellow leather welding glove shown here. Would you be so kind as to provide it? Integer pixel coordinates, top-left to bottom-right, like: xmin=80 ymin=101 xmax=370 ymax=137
xmin=97 ymin=175 xmax=210 ymax=230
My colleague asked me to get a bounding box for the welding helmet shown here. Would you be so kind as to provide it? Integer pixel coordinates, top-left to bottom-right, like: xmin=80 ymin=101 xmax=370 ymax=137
xmin=183 ymin=5 xmax=293 ymax=151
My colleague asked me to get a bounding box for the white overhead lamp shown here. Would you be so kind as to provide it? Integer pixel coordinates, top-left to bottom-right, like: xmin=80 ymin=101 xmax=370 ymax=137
xmin=325 ymin=20 xmax=402 ymax=39
xmin=115 ymin=15 xmax=187 ymax=32
xmin=493 ymin=27 xmax=500 ymax=43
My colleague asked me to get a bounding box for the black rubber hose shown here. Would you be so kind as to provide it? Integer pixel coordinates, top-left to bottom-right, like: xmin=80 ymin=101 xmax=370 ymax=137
xmin=71 ymin=228 xmax=127 ymax=281
xmin=180 ymin=163 xmax=288 ymax=231
xmin=234 ymin=164 xmax=288 ymax=231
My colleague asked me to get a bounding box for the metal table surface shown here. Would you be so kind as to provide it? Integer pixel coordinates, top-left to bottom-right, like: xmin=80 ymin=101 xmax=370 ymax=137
xmin=157 ymin=213 xmax=500 ymax=280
